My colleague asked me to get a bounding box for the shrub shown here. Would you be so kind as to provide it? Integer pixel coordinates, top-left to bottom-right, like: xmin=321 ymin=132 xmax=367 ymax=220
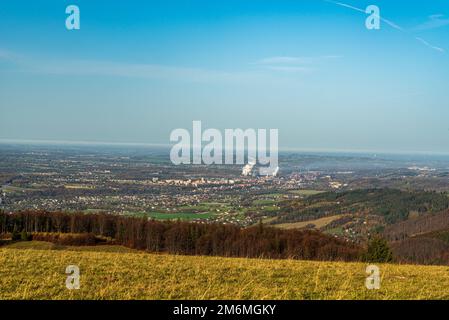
xmin=20 ymin=230 xmax=32 ymax=241
xmin=364 ymin=237 xmax=393 ymax=263
xmin=31 ymin=232 xmax=102 ymax=246
xmin=11 ymin=228 xmax=20 ymax=241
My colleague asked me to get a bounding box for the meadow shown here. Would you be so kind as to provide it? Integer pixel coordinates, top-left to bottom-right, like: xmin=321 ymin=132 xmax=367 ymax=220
xmin=1 ymin=241 xmax=449 ymax=300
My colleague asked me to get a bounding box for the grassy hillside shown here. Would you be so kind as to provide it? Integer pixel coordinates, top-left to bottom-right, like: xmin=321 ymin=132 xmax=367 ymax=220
xmin=1 ymin=241 xmax=449 ymax=299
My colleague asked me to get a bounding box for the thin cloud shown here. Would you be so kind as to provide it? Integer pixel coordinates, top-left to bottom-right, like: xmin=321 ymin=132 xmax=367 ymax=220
xmin=265 ymin=66 xmax=310 ymax=72
xmin=254 ymin=55 xmax=340 ymax=73
xmin=0 ymin=49 xmax=16 ymax=61
xmin=256 ymin=56 xmax=311 ymax=65
xmin=31 ymin=59 xmax=274 ymax=83
xmin=0 ymin=49 xmax=27 ymax=65
xmin=255 ymin=55 xmax=341 ymax=65
xmin=413 ymin=14 xmax=449 ymax=31
xmin=3 ymin=51 xmax=303 ymax=84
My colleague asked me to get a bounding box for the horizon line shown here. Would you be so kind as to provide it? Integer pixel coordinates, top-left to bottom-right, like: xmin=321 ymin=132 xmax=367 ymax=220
xmin=1 ymin=138 xmax=449 ymax=157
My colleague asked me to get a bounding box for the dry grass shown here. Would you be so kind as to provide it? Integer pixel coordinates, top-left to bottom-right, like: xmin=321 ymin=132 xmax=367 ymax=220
xmin=1 ymin=241 xmax=449 ymax=300
xmin=274 ymin=215 xmax=343 ymax=230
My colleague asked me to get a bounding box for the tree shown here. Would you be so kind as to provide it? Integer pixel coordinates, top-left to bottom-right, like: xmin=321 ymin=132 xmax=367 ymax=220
xmin=364 ymin=237 xmax=393 ymax=263
xmin=20 ymin=229 xmax=31 ymax=241
xmin=11 ymin=225 xmax=20 ymax=241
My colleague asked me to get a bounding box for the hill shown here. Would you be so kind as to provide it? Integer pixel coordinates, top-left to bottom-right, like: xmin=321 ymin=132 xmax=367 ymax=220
xmin=383 ymin=210 xmax=449 ymax=265
xmin=384 ymin=209 xmax=449 ymax=241
xmin=277 ymin=188 xmax=449 ymax=225
xmin=271 ymin=188 xmax=449 ymax=240
xmin=1 ymin=241 xmax=449 ymax=300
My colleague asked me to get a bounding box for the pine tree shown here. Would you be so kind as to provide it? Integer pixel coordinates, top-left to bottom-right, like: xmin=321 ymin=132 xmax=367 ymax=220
xmin=20 ymin=229 xmax=30 ymax=241
xmin=11 ymin=225 xmax=20 ymax=241
xmin=364 ymin=237 xmax=393 ymax=263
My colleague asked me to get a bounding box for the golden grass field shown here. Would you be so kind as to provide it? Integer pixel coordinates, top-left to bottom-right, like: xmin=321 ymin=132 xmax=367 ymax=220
xmin=1 ymin=241 xmax=449 ymax=300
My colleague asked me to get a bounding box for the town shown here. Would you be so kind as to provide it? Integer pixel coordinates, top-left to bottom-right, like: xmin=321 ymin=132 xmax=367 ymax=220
xmin=2 ymin=142 xmax=449 ymax=239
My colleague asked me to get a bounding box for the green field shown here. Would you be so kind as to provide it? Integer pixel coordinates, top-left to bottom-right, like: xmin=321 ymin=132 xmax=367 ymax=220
xmin=288 ymin=189 xmax=325 ymax=196
xmin=124 ymin=211 xmax=215 ymax=220
xmin=146 ymin=212 xmax=215 ymax=220
xmin=1 ymin=241 xmax=449 ymax=300
xmin=2 ymin=185 xmax=36 ymax=194
xmin=122 ymin=202 xmax=235 ymax=221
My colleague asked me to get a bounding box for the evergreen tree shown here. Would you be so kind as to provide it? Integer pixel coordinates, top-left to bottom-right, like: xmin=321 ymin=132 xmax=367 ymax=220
xmin=11 ymin=225 xmax=20 ymax=241
xmin=364 ymin=237 xmax=393 ymax=263
xmin=20 ymin=229 xmax=30 ymax=241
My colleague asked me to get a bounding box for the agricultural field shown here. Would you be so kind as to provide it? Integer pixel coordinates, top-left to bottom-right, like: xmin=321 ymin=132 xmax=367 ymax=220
xmin=288 ymin=189 xmax=326 ymax=196
xmin=144 ymin=211 xmax=215 ymax=220
xmin=122 ymin=202 xmax=241 ymax=221
xmin=274 ymin=215 xmax=343 ymax=230
xmin=1 ymin=241 xmax=449 ymax=300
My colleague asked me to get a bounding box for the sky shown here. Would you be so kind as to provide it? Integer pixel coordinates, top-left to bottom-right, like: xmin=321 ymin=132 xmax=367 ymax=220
xmin=1 ymin=0 xmax=449 ymax=153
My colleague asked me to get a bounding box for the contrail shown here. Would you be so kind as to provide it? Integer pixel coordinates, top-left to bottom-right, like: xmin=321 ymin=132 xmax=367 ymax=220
xmin=324 ymin=0 xmax=445 ymax=53
xmin=325 ymin=0 xmax=404 ymax=31
xmin=416 ymin=37 xmax=445 ymax=53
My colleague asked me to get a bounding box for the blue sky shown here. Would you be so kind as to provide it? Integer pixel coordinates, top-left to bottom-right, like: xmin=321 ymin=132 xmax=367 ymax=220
xmin=1 ymin=0 xmax=449 ymax=153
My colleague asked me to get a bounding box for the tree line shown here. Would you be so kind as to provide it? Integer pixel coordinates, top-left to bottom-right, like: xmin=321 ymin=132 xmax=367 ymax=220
xmin=0 ymin=210 xmax=362 ymax=261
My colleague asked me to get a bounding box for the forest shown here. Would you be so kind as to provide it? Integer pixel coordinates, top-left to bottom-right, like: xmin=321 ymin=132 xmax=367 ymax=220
xmin=0 ymin=210 xmax=361 ymax=262
xmin=383 ymin=210 xmax=449 ymax=265
xmin=276 ymin=188 xmax=449 ymax=224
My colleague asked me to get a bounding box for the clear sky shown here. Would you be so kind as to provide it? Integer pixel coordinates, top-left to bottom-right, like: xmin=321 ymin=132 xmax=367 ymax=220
xmin=1 ymin=0 xmax=449 ymax=153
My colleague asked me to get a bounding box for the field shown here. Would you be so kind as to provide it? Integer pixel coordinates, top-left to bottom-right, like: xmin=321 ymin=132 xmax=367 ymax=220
xmin=143 ymin=212 xmax=215 ymax=220
xmin=274 ymin=215 xmax=343 ymax=230
xmin=288 ymin=189 xmax=325 ymax=196
xmin=1 ymin=242 xmax=449 ymax=300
